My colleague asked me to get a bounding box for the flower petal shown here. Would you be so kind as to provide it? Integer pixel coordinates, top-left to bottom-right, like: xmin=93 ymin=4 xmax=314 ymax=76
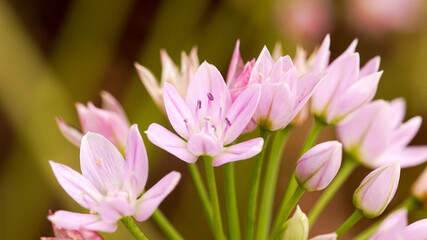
xmin=393 ymin=146 xmax=427 ymax=168
xmin=56 ymin=117 xmax=83 ymax=147
xmin=80 ymin=132 xmax=125 ymax=193
xmin=48 ymin=210 xmax=117 ymax=233
xmin=95 ymin=196 xmax=135 ymax=224
xmin=100 ymin=91 xmax=129 ymax=124
xmin=145 ymin=123 xmax=197 ymax=163
xmin=310 ymin=233 xmax=337 ymax=240
xmin=223 ymin=84 xmax=261 ymax=144
xmin=212 ymin=138 xmax=264 ymax=167
xmin=249 ymin=46 xmax=274 ymax=84
xmin=226 ymin=39 xmax=245 ymax=86
xmin=134 ymin=171 xmax=181 ymax=221
xmin=293 ymin=70 xmax=324 ymax=117
xmin=404 ymin=219 xmax=427 ymax=240
xmin=163 ymin=82 xmax=195 ymax=139
xmin=49 ymin=161 xmax=103 ymax=209
xmin=313 ymin=34 xmax=331 ymax=71
xmin=187 ymin=133 xmax=222 ymax=157
xmin=360 ymin=56 xmax=380 ymax=78
xmin=134 ymin=62 xmax=163 ymax=108
xmin=124 ymin=125 xmax=148 ymax=198
xmin=390 ymin=116 xmax=422 ymax=149
xmin=369 ymin=209 xmax=407 ymax=240
xmin=389 ymin=98 xmax=406 ymax=129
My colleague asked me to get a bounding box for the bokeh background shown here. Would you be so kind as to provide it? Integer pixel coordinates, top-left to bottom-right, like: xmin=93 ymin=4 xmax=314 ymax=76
xmin=0 ymin=0 xmax=426 ymax=239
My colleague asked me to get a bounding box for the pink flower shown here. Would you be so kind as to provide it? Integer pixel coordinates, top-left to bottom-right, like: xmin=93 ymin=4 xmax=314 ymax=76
xmin=49 ymin=125 xmax=181 ymax=232
xmin=353 ymin=162 xmax=400 ymax=218
xmin=135 ymin=47 xmax=199 ymax=112
xmin=337 ymin=99 xmax=427 ymax=169
xmin=146 ymin=62 xmax=264 ymax=167
xmin=295 ymin=141 xmax=342 ymax=191
xmin=311 ymin=35 xmax=382 ymax=124
xmin=369 ymin=209 xmax=427 ymax=240
xmin=310 ymin=233 xmax=337 ymax=240
xmin=57 ymin=91 xmax=129 ymax=151
xmin=246 ymin=46 xmax=323 ymax=131
xmin=41 ymin=210 xmax=103 ymax=240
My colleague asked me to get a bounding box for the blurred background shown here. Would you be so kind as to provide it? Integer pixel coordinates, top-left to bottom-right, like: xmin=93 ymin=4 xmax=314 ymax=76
xmin=0 ymin=0 xmax=426 ymax=239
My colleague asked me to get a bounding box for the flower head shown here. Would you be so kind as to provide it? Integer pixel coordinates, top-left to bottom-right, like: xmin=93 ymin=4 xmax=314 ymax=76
xmin=337 ymin=98 xmax=427 ymax=169
xmin=353 ymin=162 xmax=400 ymax=218
xmin=295 ymin=141 xmax=342 ymax=191
xmin=57 ymin=91 xmax=129 ymax=151
xmin=135 ymin=47 xmax=199 ymax=112
xmin=146 ymin=62 xmax=264 ymax=167
xmin=311 ymin=35 xmax=382 ymax=124
xmin=49 ymin=125 xmax=181 ymax=232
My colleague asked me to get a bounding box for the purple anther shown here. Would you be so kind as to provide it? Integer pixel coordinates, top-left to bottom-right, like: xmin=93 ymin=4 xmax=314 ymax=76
xmin=225 ymin=118 xmax=232 ymax=126
xmin=207 ymin=93 xmax=214 ymax=101
xmin=197 ymin=100 xmax=202 ymax=109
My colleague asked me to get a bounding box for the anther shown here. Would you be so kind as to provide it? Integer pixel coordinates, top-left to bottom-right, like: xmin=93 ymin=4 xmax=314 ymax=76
xmin=96 ymin=158 xmax=102 ymax=166
xmin=207 ymin=93 xmax=214 ymax=101
xmin=225 ymin=118 xmax=232 ymax=126
xmin=197 ymin=100 xmax=201 ymax=109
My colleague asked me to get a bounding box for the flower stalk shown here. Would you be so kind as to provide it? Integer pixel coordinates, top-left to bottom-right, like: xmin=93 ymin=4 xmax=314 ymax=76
xmin=335 ymin=209 xmax=363 ymax=237
xmin=152 ymin=211 xmax=184 ymax=240
xmin=120 ymin=216 xmax=149 ymax=240
xmin=224 ymin=162 xmax=241 ymax=240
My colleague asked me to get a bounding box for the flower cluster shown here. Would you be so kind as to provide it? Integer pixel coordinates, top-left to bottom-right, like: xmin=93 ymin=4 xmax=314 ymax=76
xmin=44 ymin=35 xmax=427 ymax=240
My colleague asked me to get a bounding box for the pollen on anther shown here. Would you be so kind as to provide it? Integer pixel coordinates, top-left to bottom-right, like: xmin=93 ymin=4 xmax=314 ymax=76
xmin=225 ymin=118 xmax=232 ymax=126
xmin=197 ymin=100 xmax=202 ymax=109
xmin=207 ymin=93 xmax=214 ymax=101
xmin=96 ymin=158 xmax=102 ymax=166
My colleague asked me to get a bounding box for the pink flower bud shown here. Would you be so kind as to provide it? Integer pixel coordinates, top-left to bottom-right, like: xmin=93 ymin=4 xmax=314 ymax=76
xmin=310 ymin=233 xmax=337 ymax=240
xmin=295 ymin=141 xmax=342 ymax=191
xmin=353 ymin=162 xmax=400 ymax=218
xmin=411 ymin=167 xmax=427 ymax=203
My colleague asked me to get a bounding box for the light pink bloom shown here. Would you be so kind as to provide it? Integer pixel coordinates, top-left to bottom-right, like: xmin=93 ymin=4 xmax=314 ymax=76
xmin=353 ymin=162 xmax=400 ymax=218
xmin=135 ymin=47 xmax=199 ymax=112
xmin=57 ymin=91 xmax=129 ymax=151
xmin=337 ymin=99 xmax=427 ymax=169
xmin=310 ymin=233 xmax=337 ymax=240
xmin=411 ymin=167 xmax=427 ymax=204
xmin=146 ymin=62 xmax=264 ymax=167
xmin=347 ymin=0 xmax=424 ymax=34
xmin=282 ymin=206 xmax=308 ymax=240
xmin=49 ymin=125 xmax=181 ymax=232
xmin=41 ymin=210 xmax=103 ymax=240
xmin=369 ymin=209 xmax=427 ymax=240
xmin=311 ymin=35 xmax=382 ymax=124
xmin=295 ymin=141 xmax=342 ymax=191
xmin=246 ymin=46 xmax=324 ymax=131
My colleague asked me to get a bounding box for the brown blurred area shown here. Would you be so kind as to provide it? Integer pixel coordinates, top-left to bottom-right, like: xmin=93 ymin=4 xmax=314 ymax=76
xmin=0 ymin=0 xmax=426 ymax=239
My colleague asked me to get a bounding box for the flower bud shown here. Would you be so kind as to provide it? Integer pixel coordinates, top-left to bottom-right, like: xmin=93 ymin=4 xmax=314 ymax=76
xmin=411 ymin=167 xmax=427 ymax=204
xmin=282 ymin=206 xmax=309 ymax=240
xmin=353 ymin=162 xmax=401 ymax=218
xmin=295 ymin=141 xmax=342 ymax=191
xmin=309 ymin=233 xmax=337 ymax=240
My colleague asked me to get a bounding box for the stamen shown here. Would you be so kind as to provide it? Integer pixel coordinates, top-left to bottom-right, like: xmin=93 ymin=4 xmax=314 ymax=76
xmin=225 ymin=118 xmax=232 ymax=126
xmin=259 ymin=72 xmax=264 ymax=79
xmin=96 ymin=158 xmax=102 ymax=166
xmin=184 ymin=119 xmax=191 ymax=136
xmin=207 ymin=93 xmax=214 ymax=101
xmin=204 ymin=116 xmax=211 ymax=134
xmin=220 ymin=118 xmax=232 ymax=143
xmin=197 ymin=100 xmax=202 ymax=109
xmin=195 ymin=100 xmax=201 ymax=124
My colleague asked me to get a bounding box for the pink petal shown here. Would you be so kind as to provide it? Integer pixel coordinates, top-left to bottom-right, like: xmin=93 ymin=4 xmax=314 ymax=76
xmin=163 ymin=83 xmax=195 ymax=139
xmin=124 ymin=125 xmax=148 ymax=198
xmin=313 ymin=34 xmax=331 ymax=71
xmin=269 ymin=55 xmax=293 ymax=83
xmin=332 ymin=39 xmax=358 ymax=65
xmin=160 ymin=49 xmax=180 ymax=84
xmin=404 ymin=219 xmax=427 ymax=240
xmin=390 ymin=116 xmax=422 ymax=149
xmin=327 ymin=71 xmax=382 ymax=123
xmin=100 ymin=91 xmax=129 ymax=124
xmin=134 ymin=171 xmax=181 ymax=221
xmin=249 ymin=46 xmax=274 ymax=84
xmin=226 ymin=39 xmax=244 ymax=86
xmin=49 ymin=161 xmax=102 ymax=209
xmin=134 ymin=63 xmax=163 ymax=108
xmin=212 ymin=138 xmax=264 ymax=167
xmin=223 ymin=84 xmax=261 ymax=144
xmin=80 ymin=133 xmax=125 ymax=193
xmin=369 ymin=209 xmax=407 ymax=240
xmin=95 ymin=196 xmax=135 ymax=224
xmin=310 ymin=233 xmax=337 ymax=240
xmin=395 ymin=146 xmax=427 ymax=168
xmin=389 ymin=98 xmax=406 ymax=129
xmin=187 ymin=133 xmax=222 ymax=157
xmin=185 ymin=62 xmax=232 ymax=124
xmin=145 ymin=123 xmax=197 ymax=163
xmin=48 ymin=210 xmax=117 ymax=233
xmin=56 ymin=117 xmax=83 ymax=147
xmin=360 ymin=56 xmax=381 ymax=78
xmin=293 ymin=70 xmax=324 ymax=117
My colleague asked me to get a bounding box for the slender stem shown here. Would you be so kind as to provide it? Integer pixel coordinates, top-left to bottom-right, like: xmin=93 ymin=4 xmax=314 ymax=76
xmin=187 ymin=163 xmax=214 ymax=230
xmin=281 ymin=119 xmax=325 ymax=205
xmin=354 ymin=196 xmax=421 ymax=240
xmin=121 ymin=216 xmax=149 ymax=240
xmin=308 ymin=157 xmax=358 ymax=227
xmin=336 ymin=209 xmax=364 ymax=238
xmin=151 ymin=210 xmax=183 ymax=240
xmin=269 ymin=186 xmax=304 ymax=240
xmin=256 ymin=127 xmax=292 ymax=240
xmin=204 ymin=156 xmax=226 ymax=240
xmin=245 ymin=129 xmax=271 ymax=240
xmin=225 ymin=162 xmax=241 ymax=240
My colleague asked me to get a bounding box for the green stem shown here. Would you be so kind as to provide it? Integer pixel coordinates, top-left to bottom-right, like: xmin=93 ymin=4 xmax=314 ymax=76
xmin=269 ymin=186 xmax=304 ymax=240
xmin=152 ymin=210 xmax=183 ymax=240
xmin=256 ymin=127 xmax=292 ymax=240
xmin=336 ymin=209 xmax=363 ymax=238
xmin=245 ymin=130 xmax=271 ymax=240
xmin=308 ymin=157 xmax=358 ymax=227
xmin=187 ymin=163 xmax=214 ymax=230
xmin=204 ymin=156 xmax=226 ymax=240
xmin=354 ymin=196 xmax=421 ymax=240
xmin=281 ymin=119 xmax=325 ymax=205
xmin=225 ymin=162 xmax=241 ymax=240
xmin=121 ymin=216 xmax=149 ymax=240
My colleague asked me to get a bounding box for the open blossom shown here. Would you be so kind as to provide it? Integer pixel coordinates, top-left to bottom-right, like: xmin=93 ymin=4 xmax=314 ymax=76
xmin=244 ymin=46 xmax=323 ymax=131
xmin=57 ymin=91 xmax=129 ymax=151
xmin=337 ymin=98 xmax=427 ymax=169
xmin=41 ymin=210 xmax=103 ymax=240
xmin=49 ymin=125 xmax=181 ymax=232
xmin=146 ymin=62 xmax=264 ymax=167
xmin=369 ymin=209 xmax=427 ymax=240
xmin=295 ymin=141 xmax=342 ymax=191
xmin=353 ymin=162 xmax=400 ymax=218
xmin=311 ymin=35 xmax=382 ymax=124
xmin=135 ymin=47 xmax=199 ymax=112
